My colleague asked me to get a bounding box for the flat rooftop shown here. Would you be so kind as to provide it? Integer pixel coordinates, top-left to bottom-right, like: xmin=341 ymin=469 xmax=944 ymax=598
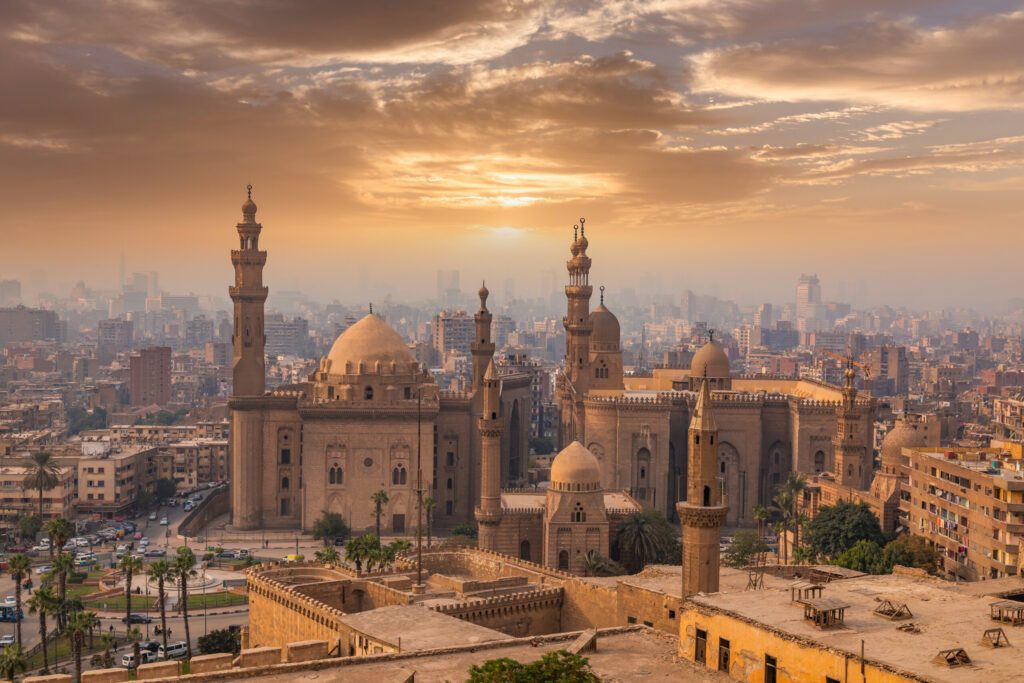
xmin=220 ymin=629 xmax=728 ymax=683
xmin=691 ymin=572 xmax=1024 ymax=682
xmin=338 ymin=605 xmax=512 ymax=651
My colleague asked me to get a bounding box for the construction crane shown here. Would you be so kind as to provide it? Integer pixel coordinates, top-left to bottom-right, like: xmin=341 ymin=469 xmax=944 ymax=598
xmin=823 ymin=350 xmax=872 ymax=392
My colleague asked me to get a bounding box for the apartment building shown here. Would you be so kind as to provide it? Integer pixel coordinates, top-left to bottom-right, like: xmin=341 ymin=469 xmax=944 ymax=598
xmin=166 ymin=439 xmax=228 ymax=489
xmin=71 ymin=443 xmax=159 ymax=517
xmin=0 ymin=465 xmax=76 ymax=528
xmin=902 ymin=445 xmax=1024 ymax=581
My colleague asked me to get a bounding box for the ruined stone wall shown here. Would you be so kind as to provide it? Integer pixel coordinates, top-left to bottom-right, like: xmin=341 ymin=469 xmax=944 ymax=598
xmin=433 ymin=587 xmax=564 ymax=636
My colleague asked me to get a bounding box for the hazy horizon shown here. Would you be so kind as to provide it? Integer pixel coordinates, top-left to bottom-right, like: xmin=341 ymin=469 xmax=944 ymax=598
xmin=3 ymin=1 xmax=1023 ymax=311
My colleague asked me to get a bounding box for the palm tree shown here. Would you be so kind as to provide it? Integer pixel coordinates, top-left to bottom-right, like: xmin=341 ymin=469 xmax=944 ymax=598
xmin=0 ymin=645 xmax=26 ymax=683
xmin=67 ymin=610 xmax=92 ymax=683
xmin=119 ymin=554 xmax=144 ymax=638
xmin=148 ymin=559 xmax=173 ymax=656
xmin=783 ymin=473 xmax=807 ymax=550
xmin=23 ymin=452 xmax=60 ymax=520
xmin=771 ymin=488 xmax=795 ymax=564
xmin=97 ymin=632 xmax=117 ymax=669
xmin=424 ymin=496 xmax=436 ymax=547
xmin=6 ymin=554 xmax=29 ymax=647
xmin=28 ymin=586 xmax=59 ymax=673
xmin=615 ymin=511 xmax=674 ymax=572
xmin=174 ymin=547 xmax=197 ymax=660
xmin=45 ymin=517 xmax=72 ymax=559
xmin=344 ymin=534 xmax=376 ymax=573
xmin=793 ymin=512 xmax=810 ymax=560
xmin=371 ymin=490 xmax=389 ymax=539
xmin=52 ymin=552 xmax=75 ymax=630
xmin=314 ymin=547 xmax=339 ymax=564
xmin=753 ymin=505 xmax=769 ymax=542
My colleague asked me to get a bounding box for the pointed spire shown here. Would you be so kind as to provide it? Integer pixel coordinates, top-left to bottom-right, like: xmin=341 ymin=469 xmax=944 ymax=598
xmin=484 ymin=358 xmax=497 ymax=381
xmin=690 ymin=377 xmax=717 ymax=432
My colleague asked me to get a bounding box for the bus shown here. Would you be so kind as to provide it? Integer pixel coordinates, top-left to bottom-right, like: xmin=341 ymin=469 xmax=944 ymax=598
xmin=0 ymin=606 xmax=23 ymax=623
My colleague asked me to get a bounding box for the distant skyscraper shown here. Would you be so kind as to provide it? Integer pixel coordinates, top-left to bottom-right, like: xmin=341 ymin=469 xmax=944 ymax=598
xmin=0 ymin=280 xmax=21 ymax=307
xmin=437 ymin=269 xmax=460 ymax=308
xmin=433 ymin=310 xmax=475 ymax=359
xmin=796 ymin=274 xmax=825 ymax=333
xmin=98 ymin=318 xmax=134 ymax=354
xmin=754 ymin=303 xmax=773 ymax=329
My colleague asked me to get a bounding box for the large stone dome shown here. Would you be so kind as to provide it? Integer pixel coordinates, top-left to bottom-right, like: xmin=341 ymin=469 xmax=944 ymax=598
xmin=690 ymin=339 xmax=730 ymax=379
xmin=325 ymin=314 xmax=415 ymax=374
xmin=550 ymin=441 xmax=602 ymax=492
xmin=589 ymin=303 xmax=620 ymax=349
xmin=880 ymin=419 xmax=928 ymax=469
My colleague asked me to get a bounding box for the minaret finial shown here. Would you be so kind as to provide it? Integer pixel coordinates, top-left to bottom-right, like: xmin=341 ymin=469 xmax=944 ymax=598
xmin=599 ymin=285 xmax=605 ymax=305
xmin=246 ymin=184 xmax=252 ymax=200
xmin=369 ymin=302 xmax=373 ymax=315
xmin=579 ymin=217 xmax=585 ymax=237
xmin=574 ymin=224 xmax=578 ymax=241
xmin=709 ymin=328 xmax=715 ymax=343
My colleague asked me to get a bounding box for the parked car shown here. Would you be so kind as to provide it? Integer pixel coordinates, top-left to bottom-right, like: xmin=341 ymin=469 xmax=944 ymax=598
xmin=140 ymin=640 xmax=160 ymax=653
xmin=148 ymin=512 xmax=158 ymax=521
xmin=235 ymin=549 xmax=251 ymax=559
xmin=144 ymin=548 xmax=166 ymax=558
xmin=35 ymin=564 xmax=52 ymax=575
xmin=132 ymin=532 xmax=143 ymax=541
xmin=158 ymin=641 xmax=188 ymax=660
xmin=85 ymin=534 xmax=100 ymax=545
xmin=2 ymin=597 xmax=15 ymax=607
xmin=0 ymin=635 xmax=13 ymax=646
xmin=31 ymin=543 xmax=49 ymax=552
xmin=122 ymin=613 xmax=153 ymax=624
xmin=159 ymin=517 xmax=169 ymax=526
xmin=139 ymin=537 xmax=150 ymax=547
xmin=183 ymin=503 xmax=193 ymax=513
xmin=121 ymin=651 xmax=156 ymax=669
xmin=217 ymin=550 xmax=235 ymax=559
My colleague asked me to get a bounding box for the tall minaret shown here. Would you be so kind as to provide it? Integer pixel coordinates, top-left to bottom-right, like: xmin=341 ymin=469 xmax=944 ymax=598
xmin=471 ymin=282 xmax=495 ymax=392
xmin=230 ymin=185 xmax=268 ymax=396
xmin=677 ymin=377 xmax=728 ymax=596
xmin=563 ymin=218 xmax=593 ymax=387
xmin=229 ymin=185 xmax=268 ymax=531
xmin=833 ymin=362 xmax=871 ymax=490
xmin=475 ymin=360 xmax=504 ymax=551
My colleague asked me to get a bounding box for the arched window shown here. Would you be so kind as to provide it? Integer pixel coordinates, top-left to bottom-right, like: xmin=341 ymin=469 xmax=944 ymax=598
xmin=572 ymin=502 xmax=586 ymax=523
xmin=364 ymin=386 xmax=374 ymax=400
xmin=640 ymin=467 xmax=646 ymax=479
xmin=392 ymin=465 xmax=407 ymax=486
xmin=446 ymin=477 xmax=453 ymax=490
xmin=329 ymin=467 xmax=336 ymax=485
xmin=710 ymin=435 xmax=714 ymax=445
xmin=703 ymin=485 xmax=711 ymax=506
xmin=814 ymin=450 xmax=825 ymax=473
xmin=695 ymin=435 xmax=700 ymax=445
xmin=335 ymin=466 xmax=343 ymax=485
xmin=520 ymin=540 xmax=531 ymax=561
xmin=558 ymin=550 xmax=569 ymax=571
xmin=281 ymin=476 xmax=290 ymax=490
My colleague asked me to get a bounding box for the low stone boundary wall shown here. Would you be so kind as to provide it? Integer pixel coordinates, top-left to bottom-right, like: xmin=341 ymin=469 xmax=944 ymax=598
xmin=179 ymin=488 xmax=230 ymax=538
xmin=137 ymin=661 xmax=180 ymax=680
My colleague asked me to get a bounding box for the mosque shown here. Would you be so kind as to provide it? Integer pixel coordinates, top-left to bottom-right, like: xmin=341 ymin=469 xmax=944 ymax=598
xmin=554 ymin=221 xmax=878 ymax=528
xmin=227 ymin=189 xmax=531 ymax=533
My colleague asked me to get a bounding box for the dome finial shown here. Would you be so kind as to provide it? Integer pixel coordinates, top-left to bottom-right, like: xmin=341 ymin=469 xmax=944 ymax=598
xmin=369 ymin=302 xmax=373 ymax=315
xmin=241 ymin=184 xmax=257 ymax=220
xmin=579 ymin=216 xmax=585 ymax=237
xmin=247 ymin=184 xmax=252 ymax=200
xmin=599 ymin=285 xmax=605 ymax=305
xmin=709 ymin=328 xmax=715 ymax=343
xmin=574 ymin=224 xmax=578 ymax=241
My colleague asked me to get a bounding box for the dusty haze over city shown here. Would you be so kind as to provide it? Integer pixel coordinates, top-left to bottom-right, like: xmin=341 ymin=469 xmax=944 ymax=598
xmin=2 ymin=1 xmax=1023 ymax=309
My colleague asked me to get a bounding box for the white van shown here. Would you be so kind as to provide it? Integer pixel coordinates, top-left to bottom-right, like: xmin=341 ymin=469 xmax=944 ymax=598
xmin=121 ymin=651 xmax=156 ymax=668
xmin=158 ymin=641 xmax=188 ymax=660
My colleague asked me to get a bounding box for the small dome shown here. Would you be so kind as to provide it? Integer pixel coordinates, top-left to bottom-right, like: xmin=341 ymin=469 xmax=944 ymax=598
xmin=550 ymin=441 xmax=601 ymax=491
xmin=325 ymin=313 xmax=415 ymax=374
xmin=880 ymin=419 xmax=927 ymax=466
xmin=242 ymin=197 xmax=257 ymax=218
xmin=570 ymin=239 xmax=580 ymax=257
xmin=478 ymin=282 xmax=489 ymax=307
xmin=690 ymin=339 xmax=730 ymax=378
xmin=590 ymin=303 xmax=619 ymax=347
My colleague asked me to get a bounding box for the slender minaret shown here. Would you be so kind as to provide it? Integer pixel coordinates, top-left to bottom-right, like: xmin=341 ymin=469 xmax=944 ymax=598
xmin=834 ymin=362 xmax=871 ymax=490
xmin=230 ymin=185 xmax=268 ymax=396
xmin=563 ymin=218 xmax=593 ymax=388
xmin=229 ymin=185 xmax=268 ymax=531
xmin=475 ymin=360 xmax=504 ymax=551
xmin=471 ymin=282 xmax=494 ymax=392
xmin=677 ymin=377 xmax=728 ymax=595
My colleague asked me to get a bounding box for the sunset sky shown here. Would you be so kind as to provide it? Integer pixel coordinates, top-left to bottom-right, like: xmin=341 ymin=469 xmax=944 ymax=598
xmin=2 ymin=1 xmax=1023 ymax=309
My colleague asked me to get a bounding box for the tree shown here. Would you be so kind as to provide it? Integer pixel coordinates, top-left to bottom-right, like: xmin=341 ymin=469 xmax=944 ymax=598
xmin=724 ymin=530 xmax=768 ymax=569
xmin=52 ymin=552 xmax=75 ymax=630
xmin=782 ymin=473 xmax=807 ymax=551
xmin=793 ymin=512 xmax=810 ymax=560
xmin=528 ymin=436 xmax=555 ymax=455
xmin=805 ymin=501 xmax=885 ymax=560
xmin=753 ymin=505 xmax=769 ymax=542
xmin=581 ymin=551 xmax=625 ymax=577
xmin=198 ymin=628 xmax=240 ymax=655
xmin=314 ymin=547 xmax=339 ymax=564
xmin=312 ymin=511 xmax=349 ymax=546
xmin=28 ymin=586 xmax=59 ymax=673
xmin=174 ymin=546 xmax=198 ymax=660
xmin=836 ymin=540 xmax=887 ymax=574
xmin=119 ymin=554 xmax=144 ymax=638
xmin=68 ymin=407 xmax=106 ymax=435
xmin=882 ymin=534 xmax=938 ymax=574
xmin=452 ymin=522 xmax=478 ymax=540
xmin=423 ymin=496 xmax=436 ymax=547
xmin=0 ymin=645 xmax=26 ymax=683
xmin=770 ymin=488 xmax=795 ymax=564
xmin=615 ymin=510 xmax=675 ymax=572
xmin=45 ymin=518 xmax=72 ymax=560
xmin=7 ymin=555 xmax=29 ymax=647
xmin=370 ymin=490 xmax=389 ymax=539
xmin=344 ymin=534 xmax=378 ymax=572
xmin=67 ymin=610 xmax=91 ymax=683
xmin=23 ymin=452 xmax=60 ymax=519
xmin=468 ymin=651 xmax=600 ymax=683
xmin=17 ymin=516 xmax=41 ymax=543
xmin=149 ymin=559 xmax=174 ymax=656
xmin=153 ymin=478 xmax=177 ymax=502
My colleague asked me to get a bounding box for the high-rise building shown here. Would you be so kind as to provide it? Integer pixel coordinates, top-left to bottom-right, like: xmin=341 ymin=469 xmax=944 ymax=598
xmin=0 ymin=280 xmax=21 ymax=307
xmin=0 ymin=306 xmax=63 ymax=347
xmin=753 ymin=303 xmax=773 ymax=328
xmin=185 ymin=315 xmax=215 ymax=348
xmin=265 ymin=314 xmax=311 ymax=357
xmin=98 ymin=318 xmax=134 ymax=354
xmin=795 ymin=274 xmax=825 ymax=333
xmin=436 ymin=269 xmax=460 ymax=308
xmin=433 ymin=310 xmax=475 ymax=359
xmin=129 ymin=346 xmax=172 ymax=406
xmin=863 ymin=345 xmax=909 ymax=396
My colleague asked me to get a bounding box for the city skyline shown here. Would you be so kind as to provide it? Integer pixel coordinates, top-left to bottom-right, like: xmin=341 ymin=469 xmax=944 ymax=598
xmin=2 ymin=1 xmax=1023 ymax=308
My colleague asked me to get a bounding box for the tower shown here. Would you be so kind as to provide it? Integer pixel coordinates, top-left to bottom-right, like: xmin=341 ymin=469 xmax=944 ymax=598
xmin=471 ymin=282 xmax=494 ymax=392
xmin=676 ymin=377 xmax=728 ymax=596
xmin=229 ymin=186 xmax=269 ymax=531
xmin=230 ymin=185 xmax=268 ymax=396
xmin=833 ymin=362 xmax=871 ymax=490
xmin=475 ymin=360 xmax=504 ymax=551
xmin=563 ymin=219 xmax=593 ymax=387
